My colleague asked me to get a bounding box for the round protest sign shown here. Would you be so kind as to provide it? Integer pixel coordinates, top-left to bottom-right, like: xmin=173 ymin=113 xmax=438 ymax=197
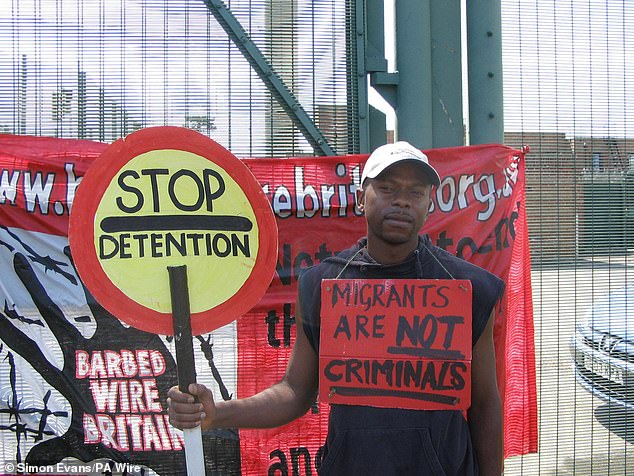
xmin=69 ymin=126 xmax=278 ymax=335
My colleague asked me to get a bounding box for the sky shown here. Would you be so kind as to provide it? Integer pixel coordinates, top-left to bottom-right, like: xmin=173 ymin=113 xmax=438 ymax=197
xmin=370 ymin=0 xmax=634 ymax=139
xmin=501 ymin=0 xmax=633 ymax=138
xmin=0 ymin=0 xmax=348 ymax=155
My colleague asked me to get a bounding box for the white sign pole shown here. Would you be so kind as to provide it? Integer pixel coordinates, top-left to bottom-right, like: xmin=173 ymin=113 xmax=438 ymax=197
xmin=169 ymin=265 xmax=206 ymax=476
xmin=182 ymin=427 xmax=205 ymax=475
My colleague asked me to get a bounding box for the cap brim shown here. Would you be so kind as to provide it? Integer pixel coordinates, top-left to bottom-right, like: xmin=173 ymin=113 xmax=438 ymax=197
xmin=420 ymin=163 xmax=441 ymax=186
xmin=367 ymin=158 xmax=441 ymax=186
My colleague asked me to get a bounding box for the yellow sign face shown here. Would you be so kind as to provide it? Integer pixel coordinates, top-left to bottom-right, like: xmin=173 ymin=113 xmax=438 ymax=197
xmin=94 ymin=149 xmax=259 ymax=314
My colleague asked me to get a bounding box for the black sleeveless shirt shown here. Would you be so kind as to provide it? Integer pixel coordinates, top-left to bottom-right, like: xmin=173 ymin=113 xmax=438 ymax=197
xmin=298 ymin=235 xmax=504 ymax=476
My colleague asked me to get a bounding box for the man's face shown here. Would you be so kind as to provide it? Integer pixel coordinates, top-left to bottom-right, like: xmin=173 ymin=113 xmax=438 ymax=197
xmin=357 ymin=161 xmax=433 ymax=248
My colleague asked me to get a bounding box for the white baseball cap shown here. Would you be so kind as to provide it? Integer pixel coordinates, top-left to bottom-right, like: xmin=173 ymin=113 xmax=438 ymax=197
xmin=360 ymin=141 xmax=441 ymax=187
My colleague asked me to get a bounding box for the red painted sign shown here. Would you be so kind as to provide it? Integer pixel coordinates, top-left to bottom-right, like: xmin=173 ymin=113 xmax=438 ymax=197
xmin=319 ymin=279 xmax=472 ymax=411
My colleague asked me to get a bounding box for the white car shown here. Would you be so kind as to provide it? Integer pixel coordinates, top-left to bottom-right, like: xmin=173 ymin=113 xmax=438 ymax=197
xmin=571 ymin=283 xmax=634 ymax=410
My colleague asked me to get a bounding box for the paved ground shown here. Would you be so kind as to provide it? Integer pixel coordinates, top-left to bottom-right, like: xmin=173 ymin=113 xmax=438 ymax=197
xmin=503 ymin=255 xmax=634 ymax=475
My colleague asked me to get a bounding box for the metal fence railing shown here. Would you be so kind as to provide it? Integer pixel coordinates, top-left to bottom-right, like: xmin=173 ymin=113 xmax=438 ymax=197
xmin=502 ymin=1 xmax=634 ymax=475
xmin=2 ymin=0 xmax=634 ymax=474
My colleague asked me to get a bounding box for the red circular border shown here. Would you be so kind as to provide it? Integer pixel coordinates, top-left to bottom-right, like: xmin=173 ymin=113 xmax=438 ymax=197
xmin=69 ymin=126 xmax=278 ymax=335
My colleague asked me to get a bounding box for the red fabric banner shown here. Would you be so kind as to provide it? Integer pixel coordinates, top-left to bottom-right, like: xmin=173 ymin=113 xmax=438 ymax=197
xmin=0 ymin=134 xmax=536 ymax=475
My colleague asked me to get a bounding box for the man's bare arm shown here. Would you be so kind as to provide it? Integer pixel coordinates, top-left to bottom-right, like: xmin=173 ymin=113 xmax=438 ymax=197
xmin=168 ymin=301 xmax=318 ymax=430
xmin=468 ymin=310 xmax=503 ymax=476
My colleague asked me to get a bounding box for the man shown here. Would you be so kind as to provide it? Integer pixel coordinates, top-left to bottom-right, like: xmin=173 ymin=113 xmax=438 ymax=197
xmin=168 ymin=141 xmax=504 ymax=475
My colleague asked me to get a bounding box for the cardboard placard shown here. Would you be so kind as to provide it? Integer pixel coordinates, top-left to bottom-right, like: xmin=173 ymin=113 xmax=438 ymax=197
xmin=319 ymin=279 xmax=472 ymax=410
xmin=69 ymin=127 xmax=278 ymax=335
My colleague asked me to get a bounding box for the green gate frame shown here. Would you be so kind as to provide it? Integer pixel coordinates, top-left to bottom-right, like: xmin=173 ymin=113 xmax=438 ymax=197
xmin=203 ymin=0 xmax=503 ymax=155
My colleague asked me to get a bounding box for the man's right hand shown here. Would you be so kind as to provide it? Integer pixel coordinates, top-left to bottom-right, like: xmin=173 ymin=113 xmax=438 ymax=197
xmin=167 ymin=383 xmax=216 ymax=430
xmin=166 ymin=306 xmax=320 ymax=432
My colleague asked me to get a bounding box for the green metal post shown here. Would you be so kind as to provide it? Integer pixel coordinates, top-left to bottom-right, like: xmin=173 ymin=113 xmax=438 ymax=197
xmin=430 ymin=1 xmax=464 ymax=147
xmin=366 ymin=0 xmax=387 ymax=151
xmin=466 ymin=0 xmax=504 ymax=144
xmin=354 ymin=0 xmax=369 ymax=153
xmin=369 ymin=105 xmax=387 ymax=152
xmin=394 ymin=0 xmax=433 ymax=148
